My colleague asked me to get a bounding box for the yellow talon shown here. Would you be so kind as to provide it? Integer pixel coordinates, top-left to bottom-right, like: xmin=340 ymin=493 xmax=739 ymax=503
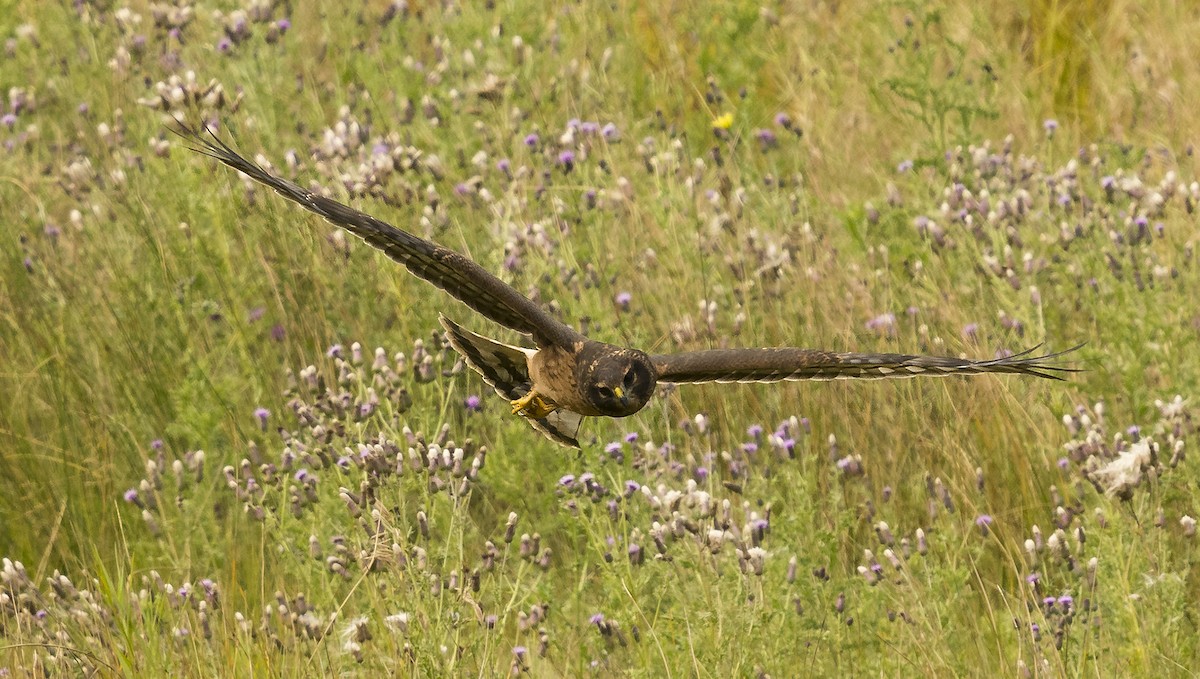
xmin=510 ymin=390 xmax=558 ymax=418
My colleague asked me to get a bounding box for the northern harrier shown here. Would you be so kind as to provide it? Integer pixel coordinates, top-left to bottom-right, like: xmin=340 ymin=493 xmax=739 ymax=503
xmin=181 ymin=126 xmax=1077 ymax=448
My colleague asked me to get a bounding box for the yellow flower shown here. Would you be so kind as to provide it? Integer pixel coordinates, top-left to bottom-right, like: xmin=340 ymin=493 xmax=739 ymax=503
xmin=712 ymin=112 xmax=734 ymax=130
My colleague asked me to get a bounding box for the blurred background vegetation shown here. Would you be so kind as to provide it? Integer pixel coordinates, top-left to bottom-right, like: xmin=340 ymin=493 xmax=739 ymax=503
xmin=1 ymin=0 xmax=1198 ymax=675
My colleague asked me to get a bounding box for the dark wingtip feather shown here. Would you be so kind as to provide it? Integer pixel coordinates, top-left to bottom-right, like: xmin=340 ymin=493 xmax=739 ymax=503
xmin=988 ymin=342 xmax=1086 ymax=380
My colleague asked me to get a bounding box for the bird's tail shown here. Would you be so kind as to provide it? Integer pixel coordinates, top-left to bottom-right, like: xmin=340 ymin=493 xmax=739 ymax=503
xmin=439 ymin=315 xmax=584 ymax=448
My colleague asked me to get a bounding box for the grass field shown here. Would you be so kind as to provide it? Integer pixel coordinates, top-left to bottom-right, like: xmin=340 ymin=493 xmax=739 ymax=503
xmin=2 ymin=1 xmax=1199 ymax=675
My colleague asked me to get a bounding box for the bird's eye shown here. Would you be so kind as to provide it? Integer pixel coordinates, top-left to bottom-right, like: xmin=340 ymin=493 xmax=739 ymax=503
xmin=623 ymin=368 xmax=636 ymax=387
xmin=595 ymin=385 xmax=614 ymax=399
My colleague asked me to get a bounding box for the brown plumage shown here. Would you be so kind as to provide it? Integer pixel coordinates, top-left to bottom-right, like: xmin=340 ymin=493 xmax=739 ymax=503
xmin=179 ymin=124 xmax=1080 ymax=448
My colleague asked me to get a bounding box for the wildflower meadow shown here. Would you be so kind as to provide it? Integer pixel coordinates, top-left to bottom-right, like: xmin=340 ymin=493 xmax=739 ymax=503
xmin=2 ymin=1 xmax=1199 ymax=676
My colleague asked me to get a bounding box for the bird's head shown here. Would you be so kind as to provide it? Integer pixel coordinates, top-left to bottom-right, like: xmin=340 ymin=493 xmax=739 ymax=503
xmin=578 ymin=345 xmax=657 ymax=417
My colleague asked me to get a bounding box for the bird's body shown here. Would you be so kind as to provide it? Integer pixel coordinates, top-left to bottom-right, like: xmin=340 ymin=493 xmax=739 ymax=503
xmin=526 ymin=343 xmax=588 ymax=414
xmin=180 ymin=124 xmax=1079 ymax=448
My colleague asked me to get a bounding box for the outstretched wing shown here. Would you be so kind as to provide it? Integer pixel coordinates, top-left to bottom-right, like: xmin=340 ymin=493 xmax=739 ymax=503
xmin=176 ymin=123 xmax=581 ymax=350
xmin=651 ymin=343 xmax=1082 ymax=384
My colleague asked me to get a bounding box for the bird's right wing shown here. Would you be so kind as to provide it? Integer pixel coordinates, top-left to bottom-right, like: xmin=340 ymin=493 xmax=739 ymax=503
xmin=651 ymin=344 xmax=1082 ymax=384
xmin=177 ymin=123 xmax=581 ymax=350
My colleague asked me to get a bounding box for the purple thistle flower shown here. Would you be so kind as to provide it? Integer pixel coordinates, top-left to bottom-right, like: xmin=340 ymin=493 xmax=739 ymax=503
xmin=580 ymin=121 xmax=600 ymax=135
xmin=624 ymin=432 xmax=638 ymax=443
xmin=588 ymin=612 xmax=605 ymax=625
xmin=604 ymin=441 xmax=622 ymax=455
xmin=747 ymin=424 xmax=763 ymax=439
xmin=496 ymin=158 xmax=511 ymax=174
xmin=151 ymin=439 xmax=164 ymax=450
xmin=753 ymin=128 xmax=777 ymax=149
xmin=623 ymin=480 xmax=640 ymax=496
xmin=1026 ymin=573 xmax=1040 ymax=585
xmin=557 ymin=150 xmax=575 ymax=170
xmin=742 ymin=442 xmax=758 ymax=454
xmin=864 ymin=312 xmax=897 ymax=335
xmin=1100 ymin=175 xmax=1116 ymax=190
xmin=270 ymin=324 xmax=286 ymax=341
xmin=216 ymin=37 xmax=232 ymax=53
xmin=627 ymin=543 xmax=643 ymax=564
xmin=773 ymin=112 xmax=792 ymax=128
xmin=513 ymin=646 xmax=528 ymax=658
xmin=897 ymin=159 xmax=914 ymax=173
xmin=294 ymin=469 xmax=310 ymax=482
xmin=465 ymin=394 xmax=482 ymax=412
xmin=336 ymin=456 xmax=352 ymax=470
xmin=1057 ymin=457 xmax=1070 ymax=470
xmin=614 ymin=291 xmax=632 ymax=309
xmin=523 ymin=133 xmax=539 ymax=147
xmin=601 ymin=122 xmax=620 ymax=140
xmin=694 ymin=466 xmax=709 ymax=481
xmin=1057 ymin=595 xmax=1073 ymax=609
xmin=276 ymin=18 xmax=291 ymax=31
xmin=254 ymin=407 xmax=270 ymax=430
xmin=0 ymin=113 xmax=15 ymax=129
xmin=327 ymin=344 xmax=343 ymax=358
xmin=976 ymin=514 xmax=993 ymax=537
xmin=558 ymin=474 xmax=576 ymax=487
xmin=247 ymin=306 xmax=266 ymax=322
xmin=123 ymin=489 xmax=141 ymax=505
xmin=1043 ymin=119 xmax=1058 ymax=135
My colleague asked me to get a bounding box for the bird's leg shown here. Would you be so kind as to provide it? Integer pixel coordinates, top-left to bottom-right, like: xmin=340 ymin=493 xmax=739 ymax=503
xmin=510 ymin=390 xmax=558 ymax=419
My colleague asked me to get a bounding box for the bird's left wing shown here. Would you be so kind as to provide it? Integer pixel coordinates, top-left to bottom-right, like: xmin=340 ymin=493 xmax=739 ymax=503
xmin=651 ymin=344 xmax=1081 ymax=384
xmin=177 ymin=123 xmax=581 ymax=350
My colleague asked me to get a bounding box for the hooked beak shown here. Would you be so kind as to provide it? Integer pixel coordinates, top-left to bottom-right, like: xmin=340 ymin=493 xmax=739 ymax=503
xmin=613 ymin=386 xmax=629 ymax=409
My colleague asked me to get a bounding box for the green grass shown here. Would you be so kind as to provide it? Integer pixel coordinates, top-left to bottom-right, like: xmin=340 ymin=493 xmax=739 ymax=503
xmin=2 ymin=0 xmax=1200 ymax=675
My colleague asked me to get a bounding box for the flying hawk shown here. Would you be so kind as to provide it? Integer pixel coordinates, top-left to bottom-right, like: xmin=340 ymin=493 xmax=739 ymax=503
xmin=180 ymin=125 xmax=1077 ymax=448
